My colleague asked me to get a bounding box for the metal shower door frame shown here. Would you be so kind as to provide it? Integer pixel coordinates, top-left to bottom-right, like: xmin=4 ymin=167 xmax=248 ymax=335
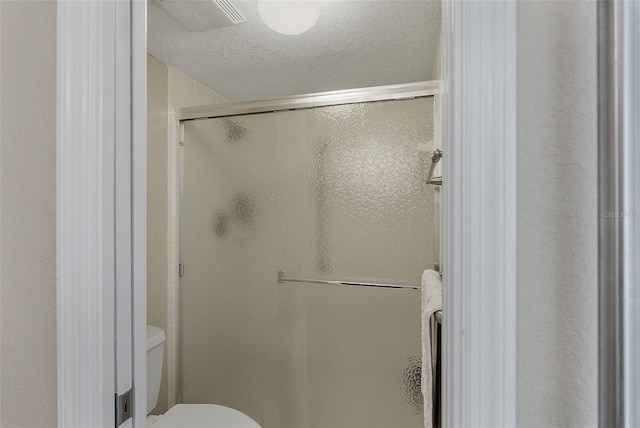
xmin=176 ymin=81 xmax=441 ymax=121
xmin=597 ymin=1 xmax=640 ymax=426
xmin=175 ymin=82 xmax=441 ymax=405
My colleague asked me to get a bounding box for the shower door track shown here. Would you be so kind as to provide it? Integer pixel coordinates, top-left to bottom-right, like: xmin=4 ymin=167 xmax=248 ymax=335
xmin=176 ymin=80 xmax=441 ymax=121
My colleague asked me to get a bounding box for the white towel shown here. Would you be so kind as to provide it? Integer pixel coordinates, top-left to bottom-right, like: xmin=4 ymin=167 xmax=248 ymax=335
xmin=421 ymin=269 xmax=442 ymax=428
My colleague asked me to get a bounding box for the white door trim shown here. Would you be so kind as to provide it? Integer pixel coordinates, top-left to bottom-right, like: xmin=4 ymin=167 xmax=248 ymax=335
xmin=57 ymin=0 xmax=147 ymax=426
xmin=441 ymin=1 xmax=517 ymax=426
xmin=57 ymin=0 xmax=516 ymax=425
xmin=56 ymin=0 xmax=116 ymax=426
xmin=114 ymin=0 xmax=134 ymax=410
xmin=131 ymin=0 xmax=148 ymax=426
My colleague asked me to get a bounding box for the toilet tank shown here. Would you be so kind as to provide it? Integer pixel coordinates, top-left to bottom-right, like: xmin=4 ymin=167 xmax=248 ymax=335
xmin=147 ymin=325 xmax=166 ymax=415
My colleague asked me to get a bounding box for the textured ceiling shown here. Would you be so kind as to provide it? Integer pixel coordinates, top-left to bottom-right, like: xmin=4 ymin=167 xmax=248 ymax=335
xmin=148 ymin=0 xmax=441 ymax=101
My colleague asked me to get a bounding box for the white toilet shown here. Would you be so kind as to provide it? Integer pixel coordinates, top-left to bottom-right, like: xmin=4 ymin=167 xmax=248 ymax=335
xmin=147 ymin=325 xmax=260 ymax=428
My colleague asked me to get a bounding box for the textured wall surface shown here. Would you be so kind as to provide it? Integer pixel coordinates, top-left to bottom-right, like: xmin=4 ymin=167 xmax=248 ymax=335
xmin=517 ymin=1 xmax=598 ymax=426
xmin=0 ymin=1 xmax=58 ymax=426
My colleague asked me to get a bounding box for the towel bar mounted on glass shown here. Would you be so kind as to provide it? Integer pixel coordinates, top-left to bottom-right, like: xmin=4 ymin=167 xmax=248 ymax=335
xmin=426 ymin=149 xmax=443 ymax=186
xmin=277 ymin=270 xmax=419 ymax=291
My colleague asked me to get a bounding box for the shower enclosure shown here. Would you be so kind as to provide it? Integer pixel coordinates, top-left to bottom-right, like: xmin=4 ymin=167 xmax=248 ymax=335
xmin=179 ymin=86 xmax=438 ymax=428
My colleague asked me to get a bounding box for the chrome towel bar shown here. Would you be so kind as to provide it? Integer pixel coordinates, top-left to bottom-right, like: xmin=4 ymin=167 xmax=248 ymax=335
xmin=277 ymin=270 xmax=419 ymax=290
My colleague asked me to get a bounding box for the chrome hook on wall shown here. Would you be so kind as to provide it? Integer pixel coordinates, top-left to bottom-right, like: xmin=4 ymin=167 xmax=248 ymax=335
xmin=426 ymin=149 xmax=443 ymax=186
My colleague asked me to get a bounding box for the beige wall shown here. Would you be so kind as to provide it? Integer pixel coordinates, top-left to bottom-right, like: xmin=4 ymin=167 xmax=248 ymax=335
xmin=147 ymin=54 xmax=227 ymax=412
xmin=0 ymin=1 xmax=58 ymax=426
xmin=517 ymin=1 xmax=597 ymax=426
xmin=167 ymin=66 xmax=227 ymax=108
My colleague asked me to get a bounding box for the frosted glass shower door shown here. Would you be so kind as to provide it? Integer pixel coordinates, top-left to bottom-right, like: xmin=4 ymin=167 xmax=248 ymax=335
xmin=181 ymin=98 xmax=435 ymax=428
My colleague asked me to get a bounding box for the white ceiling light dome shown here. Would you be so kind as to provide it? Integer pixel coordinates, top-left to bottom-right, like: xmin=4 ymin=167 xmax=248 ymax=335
xmin=257 ymin=0 xmax=322 ymax=35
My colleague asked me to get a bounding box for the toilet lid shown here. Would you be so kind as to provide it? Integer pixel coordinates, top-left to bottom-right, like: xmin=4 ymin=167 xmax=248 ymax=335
xmin=153 ymin=404 xmax=260 ymax=428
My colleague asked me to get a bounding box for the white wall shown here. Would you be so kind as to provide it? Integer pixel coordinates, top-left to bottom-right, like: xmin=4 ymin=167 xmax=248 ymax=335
xmin=0 ymin=1 xmax=57 ymax=426
xmin=517 ymin=1 xmax=598 ymax=426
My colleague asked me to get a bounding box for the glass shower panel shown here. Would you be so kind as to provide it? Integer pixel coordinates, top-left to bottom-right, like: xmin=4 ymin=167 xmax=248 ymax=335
xmin=181 ymin=114 xmax=281 ymax=425
xmin=181 ymin=97 xmax=435 ymax=428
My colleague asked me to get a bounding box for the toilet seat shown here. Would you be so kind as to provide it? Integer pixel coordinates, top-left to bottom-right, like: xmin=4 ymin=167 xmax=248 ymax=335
xmin=152 ymin=404 xmax=260 ymax=428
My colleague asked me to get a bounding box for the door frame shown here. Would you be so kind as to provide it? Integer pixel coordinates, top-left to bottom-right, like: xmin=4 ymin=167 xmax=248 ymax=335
xmin=56 ymin=0 xmax=147 ymax=426
xmin=441 ymin=1 xmax=517 ymax=426
xmin=56 ymin=1 xmax=118 ymax=426
xmin=56 ymin=0 xmax=517 ymax=426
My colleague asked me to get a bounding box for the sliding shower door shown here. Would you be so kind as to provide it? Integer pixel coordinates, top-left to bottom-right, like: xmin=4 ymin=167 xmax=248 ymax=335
xmin=180 ymin=97 xmax=436 ymax=428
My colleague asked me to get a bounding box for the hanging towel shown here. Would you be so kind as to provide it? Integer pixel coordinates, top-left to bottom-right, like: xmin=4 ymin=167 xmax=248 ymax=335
xmin=421 ymin=269 xmax=442 ymax=428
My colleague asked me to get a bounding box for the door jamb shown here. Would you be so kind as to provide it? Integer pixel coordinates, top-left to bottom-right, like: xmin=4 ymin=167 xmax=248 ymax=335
xmin=441 ymin=1 xmax=517 ymax=426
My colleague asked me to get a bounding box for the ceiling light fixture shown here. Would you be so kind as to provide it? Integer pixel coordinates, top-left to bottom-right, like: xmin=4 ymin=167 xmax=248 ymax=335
xmin=257 ymin=0 xmax=321 ymax=36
